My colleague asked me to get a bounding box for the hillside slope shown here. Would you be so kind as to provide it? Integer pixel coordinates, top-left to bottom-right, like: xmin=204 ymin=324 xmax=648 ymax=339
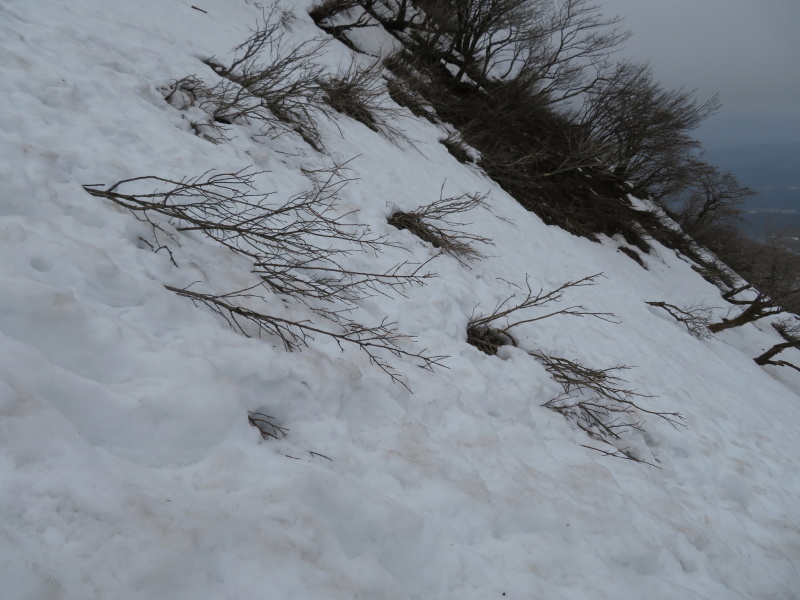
xmin=1 ymin=1 xmax=799 ymax=598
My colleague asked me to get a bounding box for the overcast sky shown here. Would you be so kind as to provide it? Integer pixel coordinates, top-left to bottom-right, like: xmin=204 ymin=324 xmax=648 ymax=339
xmin=597 ymin=0 xmax=800 ymax=149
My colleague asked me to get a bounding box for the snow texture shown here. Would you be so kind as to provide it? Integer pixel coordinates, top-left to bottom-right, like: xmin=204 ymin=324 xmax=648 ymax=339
xmin=0 ymin=1 xmax=798 ymax=598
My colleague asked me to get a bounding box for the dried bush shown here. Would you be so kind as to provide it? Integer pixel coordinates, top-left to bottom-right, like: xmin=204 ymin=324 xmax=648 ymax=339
xmin=388 ymin=186 xmax=491 ymax=265
xmin=386 ymin=77 xmax=437 ymax=122
xmin=617 ymin=246 xmax=647 ymax=269
xmin=318 ymin=58 xmax=409 ymax=142
xmin=163 ymin=4 xmax=329 ymax=149
xmin=466 ymin=273 xmax=615 ymax=355
xmin=535 ymin=351 xmax=685 ymax=466
xmin=646 ymin=301 xmax=714 ymax=339
xmin=440 ymin=132 xmax=472 ymax=164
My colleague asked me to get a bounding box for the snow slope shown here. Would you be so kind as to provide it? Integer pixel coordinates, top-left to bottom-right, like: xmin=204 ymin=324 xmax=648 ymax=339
xmin=1 ymin=0 xmax=799 ymax=598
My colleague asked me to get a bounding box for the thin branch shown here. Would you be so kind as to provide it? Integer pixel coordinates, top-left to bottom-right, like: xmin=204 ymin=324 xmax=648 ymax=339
xmin=389 ymin=185 xmax=492 ymax=266
xmin=165 ymin=284 xmax=448 ymax=390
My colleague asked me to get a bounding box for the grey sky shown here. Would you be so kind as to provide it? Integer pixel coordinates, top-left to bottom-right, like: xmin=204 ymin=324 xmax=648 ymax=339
xmin=598 ymin=0 xmax=800 ymax=148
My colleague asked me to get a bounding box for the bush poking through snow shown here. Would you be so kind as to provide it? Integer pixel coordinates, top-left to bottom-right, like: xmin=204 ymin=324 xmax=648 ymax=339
xmin=466 ymin=274 xmax=616 ymax=355
xmin=388 ymin=187 xmax=491 ymax=266
xmin=163 ymin=4 xmax=329 ymax=149
xmin=440 ymin=133 xmax=472 ymax=164
xmin=535 ymin=351 xmax=686 ymax=466
xmin=318 ymin=58 xmax=409 ymax=142
xmin=463 ymin=273 xmax=684 ymax=463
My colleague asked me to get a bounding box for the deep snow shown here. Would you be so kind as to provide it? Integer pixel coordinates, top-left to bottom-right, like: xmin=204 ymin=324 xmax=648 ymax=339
xmin=1 ymin=1 xmax=799 ymax=598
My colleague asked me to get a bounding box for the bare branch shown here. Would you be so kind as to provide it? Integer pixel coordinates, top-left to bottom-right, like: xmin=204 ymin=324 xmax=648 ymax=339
xmin=166 ymin=284 xmax=448 ymax=390
xmin=389 ymin=185 xmax=492 ymax=265
xmin=468 ymin=273 xmax=616 ymax=336
xmin=162 ymin=4 xmax=331 ymax=149
xmin=753 ymin=317 xmax=800 ymax=371
xmin=646 ymin=301 xmax=714 ymax=339
xmin=534 ymin=350 xmax=685 ymax=465
xmin=248 ymin=411 xmax=289 ymax=440
xmin=84 ymin=166 xmax=434 ymax=307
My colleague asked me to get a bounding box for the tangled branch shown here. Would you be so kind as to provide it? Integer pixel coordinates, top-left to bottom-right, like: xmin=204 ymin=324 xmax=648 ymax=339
xmin=166 ymin=284 xmax=447 ymax=390
xmin=467 ymin=273 xmax=616 ymax=353
xmin=248 ymin=411 xmax=289 ymax=440
xmin=163 ymin=3 xmax=330 ymax=148
xmin=646 ymin=301 xmax=714 ymax=339
xmin=389 ymin=185 xmax=492 ymax=265
xmin=534 ymin=351 xmax=685 ymax=465
xmin=318 ymin=57 xmax=410 ymax=143
xmin=84 ymin=166 xmax=433 ymax=306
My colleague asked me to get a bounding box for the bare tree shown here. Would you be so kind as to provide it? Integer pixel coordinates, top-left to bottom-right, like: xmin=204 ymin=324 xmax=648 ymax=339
xmin=410 ymin=0 xmax=628 ymax=94
xmin=579 ymin=61 xmax=720 ymax=199
xmin=669 ymin=162 xmax=754 ymax=237
xmin=754 ymin=317 xmax=800 ymax=372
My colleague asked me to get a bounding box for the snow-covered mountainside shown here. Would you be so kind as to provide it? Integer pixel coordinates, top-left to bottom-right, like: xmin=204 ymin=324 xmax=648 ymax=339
xmin=1 ymin=1 xmax=799 ymax=598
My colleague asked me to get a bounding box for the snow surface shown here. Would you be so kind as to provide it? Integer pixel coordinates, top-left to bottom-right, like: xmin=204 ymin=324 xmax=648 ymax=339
xmin=1 ymin=0 xmax=799 ymax=598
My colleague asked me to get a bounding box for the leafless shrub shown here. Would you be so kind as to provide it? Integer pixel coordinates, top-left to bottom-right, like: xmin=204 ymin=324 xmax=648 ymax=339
xmin=440 ymin=132 xmax=472 ymax=164
xmin=309 ymin=0 xmax=378 ymax=44
xmin=388 ymin=186 xmax=491 ymax=265
xmin=318 ymin=58 xmax=409 ymax=142
xmin=466 ymin=274 xmax=616 ymax=355
xmin=85 ymin=164 xmax=445 ymax=388
xmin=466 ymin=325 xmax=516 ymax=355
xmin=754 ymin=317 xmax=800 ymax=372
xmin=534 ymin=351 xmax=685 ymax=466
xmin=163 ymin=4 xmax=330 ymax=149
xmin=617 ymin=246 xmax=647 ymax=269
xmin=248 ymin=411 xmax=288 ymax=440
xmin=309 ymin=0 xmax=360 ymax=24
xmin=166 ymin=285 xmax=446 ymax=390
xmin=84 ymin=165 xmax=434 ymax=307
xmin=386 ymin=77 xmax=437 ymax=122
xmin=646 ymin=301 xmax=714 ymax=339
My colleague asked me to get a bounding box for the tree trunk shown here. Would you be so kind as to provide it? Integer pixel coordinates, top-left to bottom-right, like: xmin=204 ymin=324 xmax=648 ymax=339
xmin=708 ymin=302 xmax=772 ymax=333
xmin=754 ymin=340 xmax=800 ymax=366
